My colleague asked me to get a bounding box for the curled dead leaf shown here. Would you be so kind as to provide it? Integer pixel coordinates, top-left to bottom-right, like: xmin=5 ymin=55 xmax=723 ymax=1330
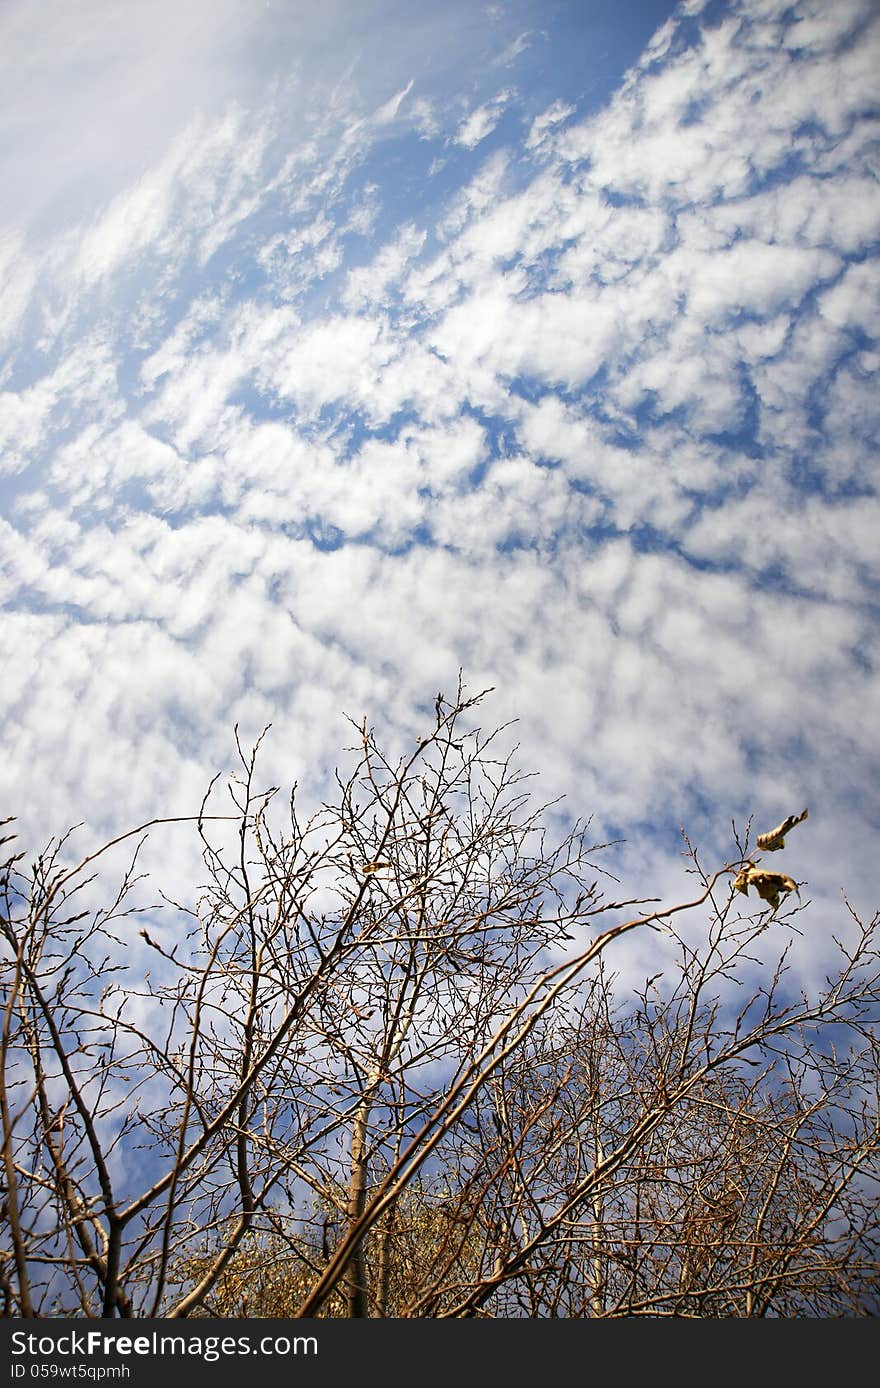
xmin=733 ymin=863 xmax=798 ymax=911
xmin=757 ymin=808 xmax=808 ymax=852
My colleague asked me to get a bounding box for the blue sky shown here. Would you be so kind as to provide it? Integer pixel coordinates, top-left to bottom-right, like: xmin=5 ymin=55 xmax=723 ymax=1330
xmin=1 ymin=0 xmax=878 ymax=985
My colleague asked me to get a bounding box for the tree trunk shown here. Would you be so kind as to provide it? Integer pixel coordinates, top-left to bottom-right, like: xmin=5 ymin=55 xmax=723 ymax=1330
xmin=343 ymin=1100 xmax=371 ymax=1317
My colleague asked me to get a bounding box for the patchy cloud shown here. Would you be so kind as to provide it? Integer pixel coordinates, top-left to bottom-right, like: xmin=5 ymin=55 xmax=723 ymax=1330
xmin=455 ymin=90 xmax=514 ymax=148
xmin=1 ymin=0 xmax=878 ymax=980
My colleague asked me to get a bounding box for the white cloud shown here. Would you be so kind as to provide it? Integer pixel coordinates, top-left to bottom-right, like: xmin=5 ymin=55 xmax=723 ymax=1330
xmin=373 ymin=79 xmax=415 ymax=126
xmin=683 ymin=489 xmax=880 ymax=603
xmin=525 ymin=97 xmax=575 ymax=153
xmin=494 ymin=32 xmax=532 ymax=68
xmin=674 ymin=241 xmax=840 ymax=322
xmin=455 ymin=90 xmax=513 ymax=149
xmin=342 ymin=224 xmax=427 ymax=310
xmin=0 ymin=339 xmax=122 ymax=475
xmin=818 ymin=261 xmax=880 ymax=333
xmin=703 ymin=174 xmax=880 ymax=255
xmin=784 ymin=0 xmax=871 ymax=51
xmin=0 ymin=230 xmax=36 ymax=353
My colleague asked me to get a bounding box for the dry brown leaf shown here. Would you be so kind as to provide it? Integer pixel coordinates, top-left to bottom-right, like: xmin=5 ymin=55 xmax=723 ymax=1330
xmin=733 ymin=863 xmax=798 ymax=911
xmin=756 ymin=808 xmax=808 ymax=852
xmin=363 ymin=861 xmax=391 ymax=874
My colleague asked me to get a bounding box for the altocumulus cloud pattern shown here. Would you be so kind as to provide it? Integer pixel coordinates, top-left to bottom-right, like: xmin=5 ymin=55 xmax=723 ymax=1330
xmin=0 ymin=0 xmax=877 ymax=982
